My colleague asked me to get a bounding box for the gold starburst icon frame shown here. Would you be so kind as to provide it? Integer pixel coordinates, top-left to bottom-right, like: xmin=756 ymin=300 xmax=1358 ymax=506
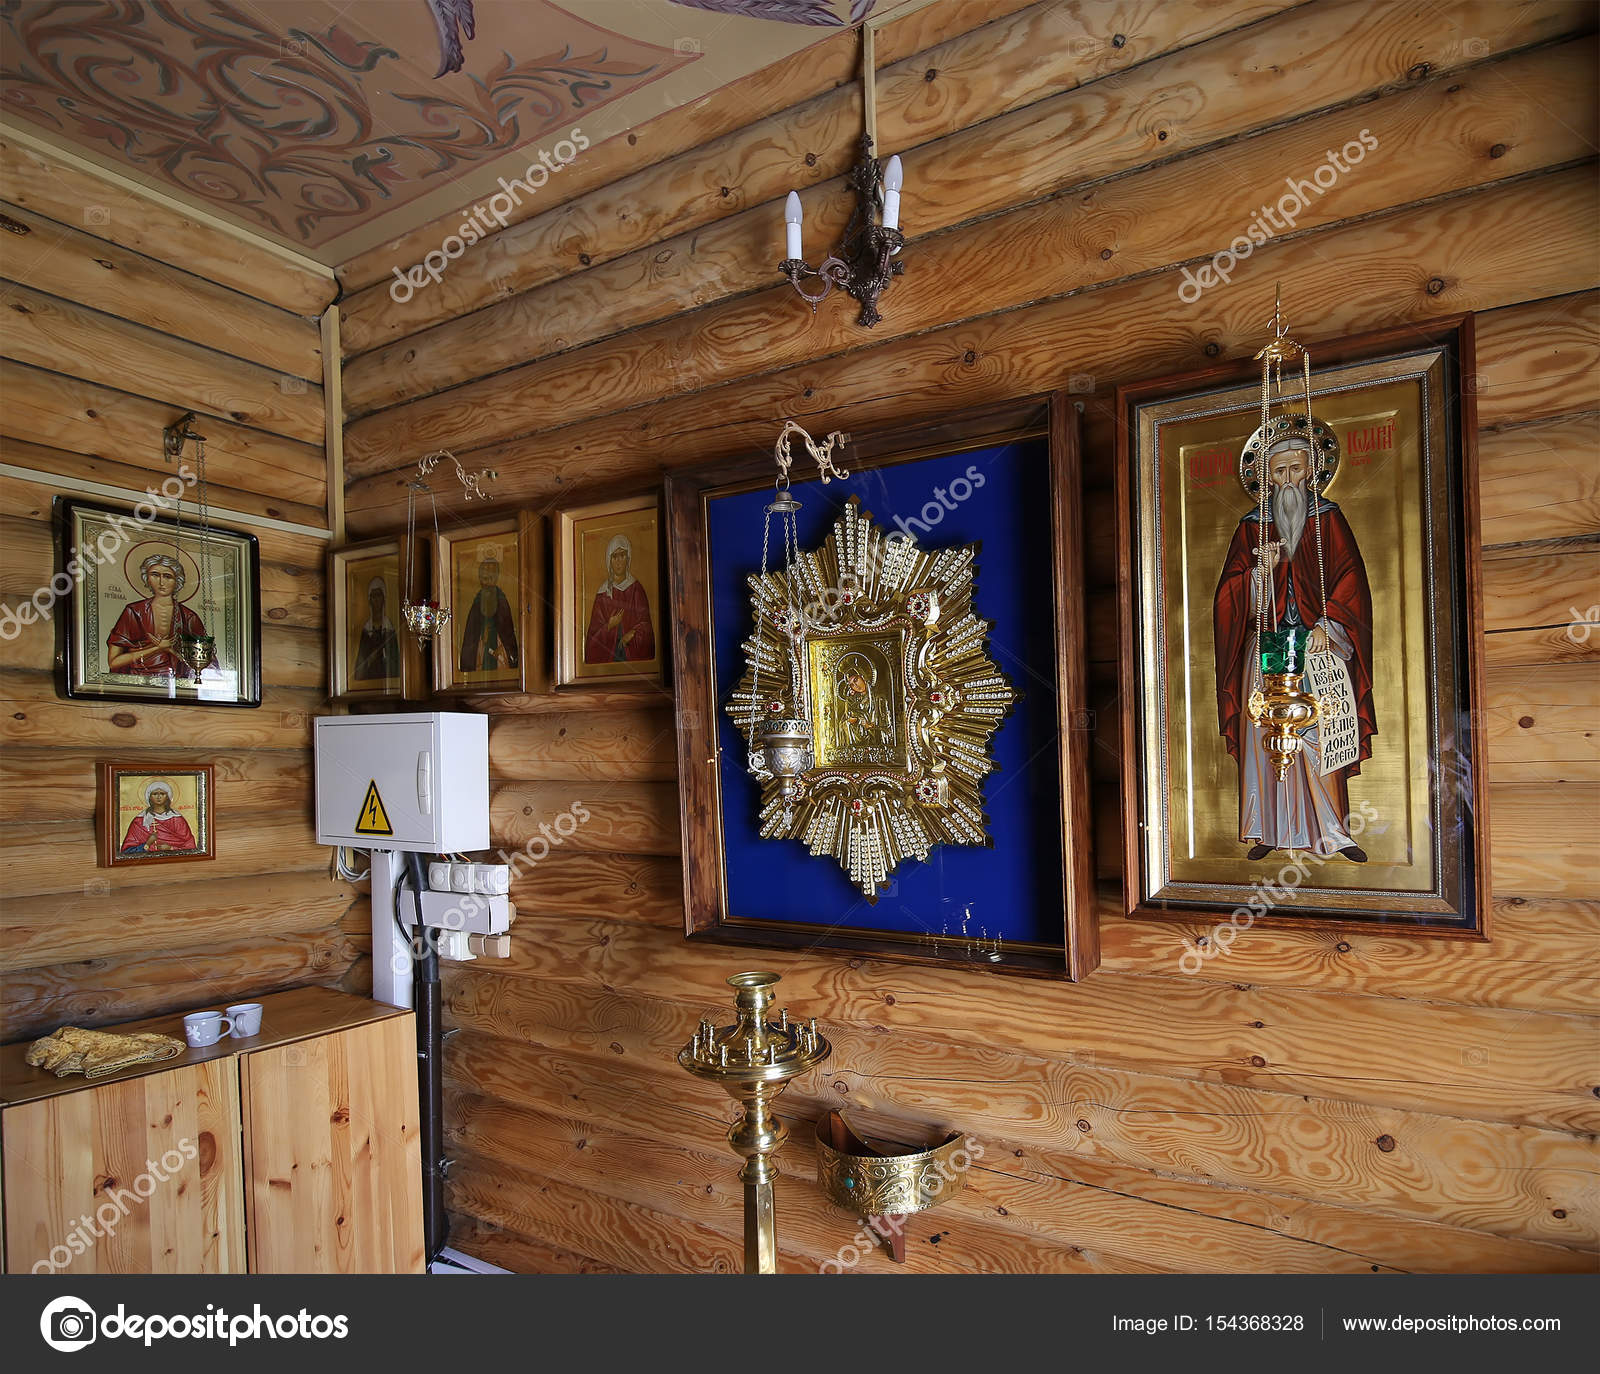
xmin=726 ymin=498 xmax=1018 ymax=898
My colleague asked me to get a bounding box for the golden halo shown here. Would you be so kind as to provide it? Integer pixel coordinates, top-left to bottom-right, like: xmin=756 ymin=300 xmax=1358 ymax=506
xmin=1238 ymin=412 xmax=1342 ymax=501
xmin=122 ymin=540 xmax=202 ymax=604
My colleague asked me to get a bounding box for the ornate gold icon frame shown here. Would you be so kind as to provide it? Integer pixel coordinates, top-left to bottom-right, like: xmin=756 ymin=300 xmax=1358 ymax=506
xmin=667 ymin=395 xmax=1101 ymax=981
xmin=726 ymin=496 xmax=1018 ymax=899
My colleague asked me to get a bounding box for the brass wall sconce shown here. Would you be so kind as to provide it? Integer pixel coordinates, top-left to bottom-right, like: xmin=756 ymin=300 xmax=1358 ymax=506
xmin=678 ymin=971 xmax=830 ymax=1274
xmin=780 ymin=136 xmax=904 ymax=328
xmin=778 ymin=24 xmax=906 ymax=328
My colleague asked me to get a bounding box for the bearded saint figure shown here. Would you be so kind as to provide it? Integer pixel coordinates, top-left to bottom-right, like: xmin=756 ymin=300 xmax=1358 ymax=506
xmin=460 ymin=554 xmax=519 ymax=672
xmin=1212 ymin=428 xmax=1376 ymax=862
xmin=120 ymin=778 xmax=198 ymax=854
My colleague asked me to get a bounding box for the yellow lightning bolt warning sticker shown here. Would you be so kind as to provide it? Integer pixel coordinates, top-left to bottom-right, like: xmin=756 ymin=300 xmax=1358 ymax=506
xmin=354 ymin=780 xmax=393 ymax=836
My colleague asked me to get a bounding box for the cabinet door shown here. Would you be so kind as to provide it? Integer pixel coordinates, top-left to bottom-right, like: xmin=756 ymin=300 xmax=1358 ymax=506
xmin=241 ymin=1016 xmax=423 ymax=1273
xmin=2 ymin=1059 xmax=245 ymax=1274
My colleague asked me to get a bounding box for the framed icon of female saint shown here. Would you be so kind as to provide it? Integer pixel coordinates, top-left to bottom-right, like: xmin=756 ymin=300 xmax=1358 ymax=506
xmin=1115 ymin=316 xmax=1489 ymax=938
xmin=57 ymin=498 xmax=261 ymax=707
xmin=554 ymin=493 xmax=665 ymax=691
xmin=97 ymin=761 xmax=215 ymax=868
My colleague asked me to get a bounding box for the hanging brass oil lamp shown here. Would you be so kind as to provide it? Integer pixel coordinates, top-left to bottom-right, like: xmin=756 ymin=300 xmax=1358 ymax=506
xmin=1241 ymin=289 xmax=1341 ymax=780
xmin=163 ymin=411 xmax=217 ymax=678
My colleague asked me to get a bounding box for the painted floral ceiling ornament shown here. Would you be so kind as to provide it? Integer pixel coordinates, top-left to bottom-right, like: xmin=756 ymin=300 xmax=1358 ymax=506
xmin=667 ymin=0 xmax=877 ymax=27
xmin=0 ymin=0 xmax=687 ymax=245
xmin=726 ymin=497 xmax=1018 ymax=899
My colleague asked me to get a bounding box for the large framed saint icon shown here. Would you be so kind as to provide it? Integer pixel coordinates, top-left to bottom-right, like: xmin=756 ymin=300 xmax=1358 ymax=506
xmin=1115 ymin=316 xmax=1489 ymax=938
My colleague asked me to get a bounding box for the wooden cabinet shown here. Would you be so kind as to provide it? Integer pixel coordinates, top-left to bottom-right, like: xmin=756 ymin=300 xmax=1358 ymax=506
xmin=241 ymin=1016 xmax=423 ymax=1273
xmin=0 ymin=988 xmax=422 ymax=1274
xmin=2 ymin=1058 xmax=244 ymax=1274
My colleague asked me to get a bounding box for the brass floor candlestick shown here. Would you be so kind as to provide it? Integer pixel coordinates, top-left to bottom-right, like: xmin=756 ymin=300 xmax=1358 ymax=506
xmin=678 ymin=971 xmax=831 ymax=1273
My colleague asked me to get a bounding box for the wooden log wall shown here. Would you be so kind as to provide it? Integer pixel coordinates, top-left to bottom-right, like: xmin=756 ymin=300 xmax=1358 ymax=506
xmin=337 ymin=0 xmax=1599 ymax=1272
xmin=0 ymin=138 xmax=361 ymax=1041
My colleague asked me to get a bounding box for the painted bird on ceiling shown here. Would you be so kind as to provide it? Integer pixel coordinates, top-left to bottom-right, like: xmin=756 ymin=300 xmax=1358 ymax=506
xmin=426 ymin=0 xmax=477 ymax=76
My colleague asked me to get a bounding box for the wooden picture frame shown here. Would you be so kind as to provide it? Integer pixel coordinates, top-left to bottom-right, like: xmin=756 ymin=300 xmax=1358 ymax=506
xmin=97 ymin=760 xmax=216 ymax=868
xmin=431 ymin=510 xmax=544 ymax=696
xmin=553 ymin=492 xmax=667 ymax=691
xmin=667 ymin=394 xmax=1098 ymax=980
xmin=1114 ymin=315 xmax=1489 ymax=939
xmin=328 ymin=537 xmax=427 ymax=701
xmin=57 ymin=497 xmax=262 ymax=708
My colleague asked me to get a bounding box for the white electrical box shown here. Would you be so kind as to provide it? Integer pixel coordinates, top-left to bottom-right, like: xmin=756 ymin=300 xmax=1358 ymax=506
xmin=314 ymin=712 xmax=489 ymax=852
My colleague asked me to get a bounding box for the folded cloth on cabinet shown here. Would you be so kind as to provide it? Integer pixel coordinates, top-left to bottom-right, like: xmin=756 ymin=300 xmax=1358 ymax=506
xmin=25 ymin=1026 xmax=185 ymax=1079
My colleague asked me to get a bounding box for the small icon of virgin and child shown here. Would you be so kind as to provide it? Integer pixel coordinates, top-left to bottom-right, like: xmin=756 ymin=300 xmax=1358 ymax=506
xmin=105 ymin=545 xmax=216 ymax=678
xmin=119 ymin=777 xmax=200 ymax=856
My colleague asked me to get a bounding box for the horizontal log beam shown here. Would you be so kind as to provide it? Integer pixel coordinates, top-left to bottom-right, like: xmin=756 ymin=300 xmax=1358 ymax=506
xmin=1 ymin=930 xmax=361 ymax=1043
xmin=0 ymin=670 xmax=325 ymax=752
xmin=345 ymin=171 xmax=1600 ymax=533
xmin=2 ymin=282 xmax=324 ymax=445
xmin=0 ymin=360 xmax=328 ymax=512
xmin=1478 ymin=412 xmax=1600 ymax=546
xmin=0 ymin=435 xmax=327 ymax=532
xmin=489 ymin=709 xmax=678 ymax=782
xmin=0 ymin=132 xmax=336 ymax=316
xmin=489 ymin=780 xmax=680 ymax=857
xmin=0 ymin=202 xmax=322 ymax=380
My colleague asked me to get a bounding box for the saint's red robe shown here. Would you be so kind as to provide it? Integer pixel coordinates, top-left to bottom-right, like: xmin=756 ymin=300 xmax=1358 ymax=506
xmin=121 ymin=811 xmax=197 ymax=853
xmin=584 ymin=580 xmax=654 ymax=663
xmin=1213 ymin=499 xmax=1376 ymax=772
xmin=106 ymin=598 xmax=212 ymax=677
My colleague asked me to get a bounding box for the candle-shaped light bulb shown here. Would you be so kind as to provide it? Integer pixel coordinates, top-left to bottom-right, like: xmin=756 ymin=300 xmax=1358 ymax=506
xmin=784 ymin=190 xmax=803 ymax=262
xmin=882 ymin=155 xmax=903 ymax=231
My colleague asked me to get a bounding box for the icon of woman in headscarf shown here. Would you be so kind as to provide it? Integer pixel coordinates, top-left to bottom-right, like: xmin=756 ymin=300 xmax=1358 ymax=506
xmin=354 ymin=576 xmax=400 ymax=681
xmin=120 ymin=778 xmax=198 ymax=854
xmin=584 ymin=533 xmax=655 ymax=664
xmin=107 ymin=551 xmax=213 ymax=677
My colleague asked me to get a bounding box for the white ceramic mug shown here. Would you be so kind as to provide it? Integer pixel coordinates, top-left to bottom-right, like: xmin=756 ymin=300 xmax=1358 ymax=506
xmin=183 ymin=1011 xmax=234 ymax=1048
xmin=226 ymin=1002 xmax=263 ymax=1038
